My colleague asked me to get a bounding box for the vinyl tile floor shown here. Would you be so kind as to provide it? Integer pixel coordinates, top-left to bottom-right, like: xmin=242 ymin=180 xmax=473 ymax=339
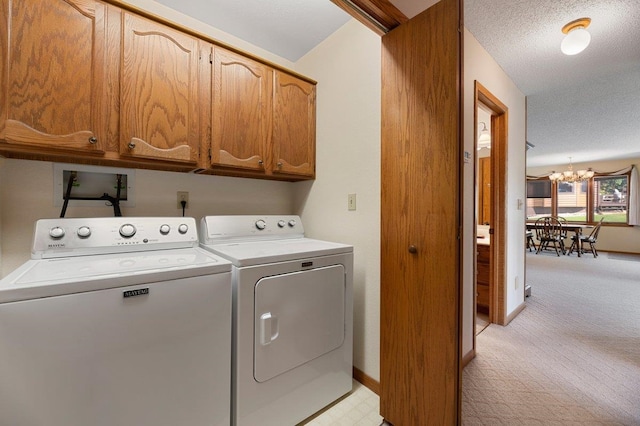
xmin=299 ymin=380 xmax=384 ymax=426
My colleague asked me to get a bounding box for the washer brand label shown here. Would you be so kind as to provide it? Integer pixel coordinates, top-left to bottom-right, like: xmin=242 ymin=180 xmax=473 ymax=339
xmin=47 ymin=243 xmax=65 ymax=249
xmin=302 ymin=261 xmax=313 ymax=267
xmin=123 ymin=288 xmax=149 ymax=298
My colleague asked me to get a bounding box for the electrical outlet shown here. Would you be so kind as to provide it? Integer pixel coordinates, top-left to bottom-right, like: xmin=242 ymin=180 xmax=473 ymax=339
xmin=348 ymin=193 xmax=356 ymax=211
xmin=177 ymin=191 xmax=189 ymax=209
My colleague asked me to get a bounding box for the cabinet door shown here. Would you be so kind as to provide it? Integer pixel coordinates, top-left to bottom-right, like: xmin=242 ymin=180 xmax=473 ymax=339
xmin=211 ymin=47 xmax=272 ymax=171
xmin=121 ymin=13 xmax=200 ymax=165
xmin=272 ymin=71 xmax=315 ymax=178
xmin=0 ymin=0 xmax=110 ymax=153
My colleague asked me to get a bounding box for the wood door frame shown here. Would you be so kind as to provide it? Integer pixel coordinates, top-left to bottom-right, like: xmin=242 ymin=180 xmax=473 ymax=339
xmin=475 ymin=81 xmax=508 ymax=326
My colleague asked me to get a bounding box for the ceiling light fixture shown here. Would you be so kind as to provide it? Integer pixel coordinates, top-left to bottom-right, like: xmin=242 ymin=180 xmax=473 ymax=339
xmin=561 ymin=17 xmax=592 ymax=55
xmin=477 ymin=121 xmax=491 ymax=150
xmin=549 ymin=157 xmax=594 ymax=182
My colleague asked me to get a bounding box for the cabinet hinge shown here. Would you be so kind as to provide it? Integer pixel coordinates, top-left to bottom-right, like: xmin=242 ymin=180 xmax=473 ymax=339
xmin=209 ymin=52 xmax=213 ymax=64
xmin=208 ymin=147 xmax=212 ymax=160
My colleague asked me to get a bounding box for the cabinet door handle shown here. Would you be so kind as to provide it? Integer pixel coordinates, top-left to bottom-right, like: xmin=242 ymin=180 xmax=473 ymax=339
xmin=128 ymin=141 xmax=136 ymax=149
xmin=258 ymin=160 xmax=264 ymax=166
xmin=408 ymin=245 xmax=418 ymax=254
xmin=277 ymin=162 xmax=283 ymax=168
xmin=88 ymin=137 xmax=97 ymax=144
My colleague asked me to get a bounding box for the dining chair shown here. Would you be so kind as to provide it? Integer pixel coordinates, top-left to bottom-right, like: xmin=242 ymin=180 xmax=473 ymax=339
xmin=568 ymin=218 xmax=604 ymax=257
xmin=556 ymin=216 xmax=569 ymax=239
xmin=534 ymin=216 xmax=565 ymax=256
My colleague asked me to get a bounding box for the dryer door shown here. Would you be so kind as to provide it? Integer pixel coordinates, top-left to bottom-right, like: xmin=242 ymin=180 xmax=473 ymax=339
xmin=254 ymin=264 xmax=345 ymax=383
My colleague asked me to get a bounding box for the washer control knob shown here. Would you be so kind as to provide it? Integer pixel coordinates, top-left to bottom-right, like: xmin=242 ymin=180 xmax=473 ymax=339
xmin=77 ymin=226 xmax=91 ymax=238
xmin=255 ymin=219 xmax=267 ymax=230
xmin=288 ymin=219 xmax=297 ymax=228
xmin=159 ymin=224 xmax=171 ymax=235
xmin=277 ymin=220 xmax=286 ymax=228
xmin=49 ymin=227 xmax=65 ymax=239
xmin=119 ymin=224 xmax=136 ymax=238
xmin=178 ymin=224 xmax=189 ymax=234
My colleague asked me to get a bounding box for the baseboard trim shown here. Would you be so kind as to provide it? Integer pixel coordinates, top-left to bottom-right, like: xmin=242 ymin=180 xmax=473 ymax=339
xmin=600 ymin=249 xmax=640 ymax=255
xmin=353 ymin=366 xmax=380 ymax=395
xmin=505 ymin=300 xmax=526 ymax=325
xmin=462 ymin=348 xmax=475 ymax=368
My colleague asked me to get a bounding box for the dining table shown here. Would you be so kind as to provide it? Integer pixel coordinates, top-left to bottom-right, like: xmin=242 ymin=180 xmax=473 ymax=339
xmin=526 ymin=222 xmax=594 ymax=257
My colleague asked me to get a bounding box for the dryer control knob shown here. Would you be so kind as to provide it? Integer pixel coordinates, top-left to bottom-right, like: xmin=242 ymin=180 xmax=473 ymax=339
xmin=178 ymin=224 xmax=189 ymax=234
xmin=77 ymin=226 xmax=91 ymax=238
xmin=159 ymin=224 xmax=171 ymax=235
xmin=277 ymin=220 xmax=286 ymax=228
xmin=255 ymin=219 xmax=267 ymax=230
xmin=119 ymin=224 xmax=136 ymax=238
xmin=49 ymin=227 xmax=65 ymax=239
xmin=288 ymin=219 xmax=297 ymax=227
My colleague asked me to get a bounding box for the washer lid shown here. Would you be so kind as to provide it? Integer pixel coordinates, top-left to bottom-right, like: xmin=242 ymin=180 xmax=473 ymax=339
xmin=0 ymin=247 xmax=231 ymax=303
xmin=201 ymin=238 xmax=353 ymax=267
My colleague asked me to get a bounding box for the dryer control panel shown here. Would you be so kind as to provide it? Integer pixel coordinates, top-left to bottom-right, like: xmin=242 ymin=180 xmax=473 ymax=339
xmin=200 ymin=215 xmax=304 ymax=244
xmin=32 ymin=217 xmax=198 ymax=259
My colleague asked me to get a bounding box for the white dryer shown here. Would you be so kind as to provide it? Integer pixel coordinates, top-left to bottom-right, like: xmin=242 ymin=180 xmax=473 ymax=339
xmin=0 ymin=217 xmax=232 ymax=426
xmin=199 ymin=215 xmax=353 ymax=426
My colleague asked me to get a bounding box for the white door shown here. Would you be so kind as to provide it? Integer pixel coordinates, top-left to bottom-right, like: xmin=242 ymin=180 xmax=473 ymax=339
xmin=253 ymin=265 xmax=345 ymax=383
xmin=0 ymin=274 xmax=231 ymax=426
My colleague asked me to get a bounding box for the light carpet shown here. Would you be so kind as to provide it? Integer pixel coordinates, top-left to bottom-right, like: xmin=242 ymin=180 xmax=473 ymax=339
xmin=462 ymin=252 xmax=640 ymax=425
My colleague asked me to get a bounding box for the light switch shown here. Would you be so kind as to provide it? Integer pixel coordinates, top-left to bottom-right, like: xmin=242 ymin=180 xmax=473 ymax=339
xmin=348 ymin=194 xmax=356 ymax=211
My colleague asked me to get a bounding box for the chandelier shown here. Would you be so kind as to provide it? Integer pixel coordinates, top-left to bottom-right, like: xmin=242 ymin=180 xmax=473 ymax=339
xmin=549 ymin=157 xmax=594 ymax=183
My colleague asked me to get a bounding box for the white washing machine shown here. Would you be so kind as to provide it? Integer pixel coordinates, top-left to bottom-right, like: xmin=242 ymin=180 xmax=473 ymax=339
xmin=0 ymin=217 xmax=232 ymax=426
xmin=199 ymin=215 xmax=353 ymax=426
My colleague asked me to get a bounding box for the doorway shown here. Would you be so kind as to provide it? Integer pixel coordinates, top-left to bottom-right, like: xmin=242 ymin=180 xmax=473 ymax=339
xmin=474 ymin=81 xmax=508 ymax=349
xmin=475 ymin=106 xmax=492 ymax=335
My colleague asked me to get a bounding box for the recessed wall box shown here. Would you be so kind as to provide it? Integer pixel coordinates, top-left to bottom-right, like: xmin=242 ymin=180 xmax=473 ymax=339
xmin=53 ymin=163 xmax=136 ymax=208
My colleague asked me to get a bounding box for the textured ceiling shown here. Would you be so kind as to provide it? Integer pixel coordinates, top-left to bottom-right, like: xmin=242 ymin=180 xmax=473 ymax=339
xmin=464 ymin=0 xmax=640 ymax=168
xmin=151 ymin=0 xmax=640 ymax=169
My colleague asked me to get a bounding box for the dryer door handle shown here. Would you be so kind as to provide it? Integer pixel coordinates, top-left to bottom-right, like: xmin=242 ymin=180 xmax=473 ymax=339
xmin=260 ymin=312 xmax=279 ymax=345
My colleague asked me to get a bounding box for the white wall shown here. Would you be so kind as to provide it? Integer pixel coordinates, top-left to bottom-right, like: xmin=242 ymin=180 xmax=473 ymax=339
xmin=463 ymin=29 xmax=527 ymax=358
xmin=527 ymin=157 xmax=640 ymax=254
xmin=293 ymin=20 xmax=381 ymax=381
xmin=0 ymin=159 xmax=294 ymax=276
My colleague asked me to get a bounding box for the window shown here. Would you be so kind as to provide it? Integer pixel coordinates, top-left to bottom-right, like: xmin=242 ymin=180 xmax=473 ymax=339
xmin=526 ymin=171 xmax=630 ymax=225
xmin=556 ymin=181 xmax=587 ymax=222
xmin=558 ymin=182 xmax=574 ymax=193
xmin=593 ymin=175 xmax=628 ymax=223
xmin=526 ymin=178 xmax=552 ymax=219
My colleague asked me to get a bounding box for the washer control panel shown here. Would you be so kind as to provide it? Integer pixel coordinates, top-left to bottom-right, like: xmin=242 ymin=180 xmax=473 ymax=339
xmin=201 ymin=215 xmax=304 ymax=244
xmin=32 ymin=217 xmax=197 ymax=259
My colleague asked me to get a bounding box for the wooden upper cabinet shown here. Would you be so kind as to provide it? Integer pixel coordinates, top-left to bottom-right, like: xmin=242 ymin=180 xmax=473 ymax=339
xmin=0 ymin=1 xmax=316 ymax=178
xmin=272 ymin=71 xmax=316 ymax=178
xmin=211 ymin=46 xmax=272 ymax=172
xmin=120 ymin=13 xmax=200 ymax=165
xmin=0 ymin=0 xmax=111 ymax=153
